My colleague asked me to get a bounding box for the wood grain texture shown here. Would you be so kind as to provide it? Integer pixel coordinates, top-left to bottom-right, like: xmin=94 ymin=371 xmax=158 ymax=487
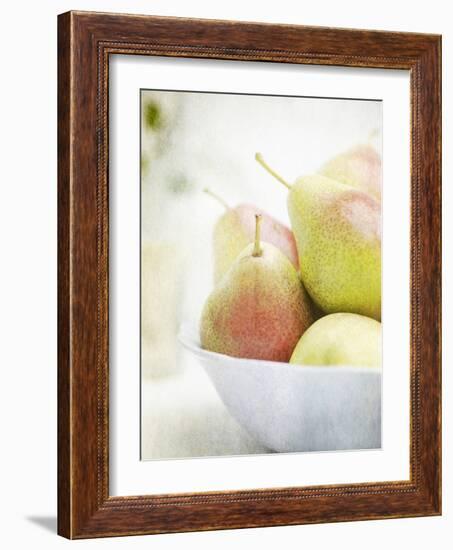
xmin=57 ymin=10 xmax=442 ymax=539
xmin=57 ymin=11 xmax=71 ymax=538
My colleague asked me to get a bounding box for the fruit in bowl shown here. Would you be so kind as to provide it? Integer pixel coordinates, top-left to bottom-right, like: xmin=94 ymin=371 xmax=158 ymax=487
xmin=256 ymin=153 xmax=381 ymax=321
xmin=290 ymin=313 xmax=382 ymax=368
xmin=204 ymin=188 xmax=299 ymax=284
xmin=200 ymin=214 xmax=315 ymax=362
xmin=319 ymin=144 xmax=382 ymax=202
xmin=190 ymin=148 xmax=383 ymax=453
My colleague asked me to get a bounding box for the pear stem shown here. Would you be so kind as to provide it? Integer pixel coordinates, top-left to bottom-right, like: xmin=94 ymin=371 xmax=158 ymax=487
xmin=255 ymin=153 xmax=292 ymax=190
xmin=203 ymin=188 xmax=230 ymax=210
xmin=253 ymin=214 xmax=263 ymax=257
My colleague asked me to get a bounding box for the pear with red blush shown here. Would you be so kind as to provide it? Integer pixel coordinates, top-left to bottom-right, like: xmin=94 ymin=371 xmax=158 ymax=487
xmin=204 ymin=189 xmax=298 ymax=284
xmin=200 ymin=214 xmax=315 ymax=362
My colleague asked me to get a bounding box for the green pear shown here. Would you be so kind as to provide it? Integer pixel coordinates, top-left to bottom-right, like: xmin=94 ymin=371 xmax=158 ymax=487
xmin=204 ymin=189 xmax=298 ymax=284
xmin=256 ymin=154 xmax=381 ymax=320
xmin=290 ymin=313 xmax=382 ymax=367
xmin=319 ymin=144 xmax=381 ymax=202
xmin=200 ymin=215 xmax=315 ymax=362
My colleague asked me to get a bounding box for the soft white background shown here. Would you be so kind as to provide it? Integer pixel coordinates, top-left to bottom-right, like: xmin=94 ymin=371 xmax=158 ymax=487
xmin=0 ymin=0 xmax=449 ymax=548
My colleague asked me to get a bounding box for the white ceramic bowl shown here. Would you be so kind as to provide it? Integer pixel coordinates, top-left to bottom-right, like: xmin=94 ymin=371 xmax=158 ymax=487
xmin=179 ymin=324 xmax=381 ymax=453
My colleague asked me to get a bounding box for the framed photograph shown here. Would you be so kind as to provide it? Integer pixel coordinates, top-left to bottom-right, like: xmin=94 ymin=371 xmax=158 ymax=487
xmin=58 ymin=11 xmax=441 ymax=539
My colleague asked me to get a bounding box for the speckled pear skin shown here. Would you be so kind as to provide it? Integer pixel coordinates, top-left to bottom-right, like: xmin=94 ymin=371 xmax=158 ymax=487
xmin=200 ymin=242 xmax=315 ymax=362
xmin=319 ymin=145 xmax=381 ymax=202
xmin=213 ymin=204 xmax=299 ymax=284
xmin=290 ymin=313 xmax=382 ymax=367
xmin=288 ymin=175 xmax=381 ymax=320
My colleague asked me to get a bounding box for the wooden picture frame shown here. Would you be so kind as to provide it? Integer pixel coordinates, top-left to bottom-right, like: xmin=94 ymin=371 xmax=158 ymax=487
xmin=58 ymin=10 xmax=441 ymax=539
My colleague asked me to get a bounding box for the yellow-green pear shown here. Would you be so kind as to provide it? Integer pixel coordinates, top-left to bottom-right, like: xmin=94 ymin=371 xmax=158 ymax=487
xmin=290 ymin=313 xmax=381 ymax=367
xmin=256 ymin=153 xmax=381 ymax=320
xmin=319 ymin=144 xmax=381 ymax=202
xmin=204 ymin=189 xmax=299 ymax=284
xmin=200 ymin=215 xmax=315 ymax=362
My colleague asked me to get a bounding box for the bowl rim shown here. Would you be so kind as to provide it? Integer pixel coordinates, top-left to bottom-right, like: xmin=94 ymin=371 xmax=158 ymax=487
xmin=178 ymin=323 xmax=382 ymax=375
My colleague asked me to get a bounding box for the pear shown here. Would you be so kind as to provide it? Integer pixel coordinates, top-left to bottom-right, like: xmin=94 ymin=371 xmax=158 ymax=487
xmin=200 ymin=214 xmax=315 ymax=362
xmin=256 ymin=154 xmax=381 ymax=321
xmin=204 ymin=189 xmax=298 ymax=284
xmin=290 ymin=313 xmax=382 ymax=368
xmin=319 ymin=144 xmax=382 ymax=202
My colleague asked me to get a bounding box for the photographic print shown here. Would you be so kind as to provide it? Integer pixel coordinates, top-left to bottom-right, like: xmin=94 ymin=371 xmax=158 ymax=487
xmin=58 ymin=13 xmax=441 ymax=537
xmin=141 ymin=89 xmax=382 ymax=460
